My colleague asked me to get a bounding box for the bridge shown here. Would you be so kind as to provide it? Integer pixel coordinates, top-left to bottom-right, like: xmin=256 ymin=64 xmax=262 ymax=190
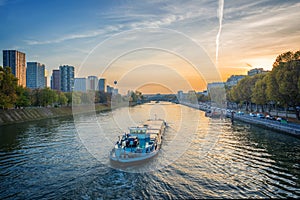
xmin=142 ymin=94 xmax=178 ymax=103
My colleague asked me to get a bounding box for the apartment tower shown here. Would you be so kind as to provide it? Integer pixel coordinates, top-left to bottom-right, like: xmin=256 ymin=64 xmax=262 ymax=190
xmin=26 ymin=62 xmax=45 ymax=89
xmin=3 ymin=50 xmax=26 ymax=87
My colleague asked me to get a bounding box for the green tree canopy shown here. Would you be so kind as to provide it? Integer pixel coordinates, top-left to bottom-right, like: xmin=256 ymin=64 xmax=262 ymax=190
xmin=64 ymin=92 xmax=72 ymax=106
xmin=40 ymin=88 xmax=58 ymax=107
xmin=231 ymin=75 xmax=262 ymax=111
xmin=273 ymin=50 xmax=300 ymax=68
xmin=266 ymin=50 xmax=300 ymax=119
xmin=15 ymin=86 xmax=31 ymax=108
xmin=269 ymin=60 xmax=300 ymax=111
xmin=0 ymin=66 xmax=18 ymax=109
xmin=251 ymin=74 xmax=267 ymax=111
xmin=57 ymin=92 xmax=68 ymax=106
xmin=72 ymin=92 xmax=82 ymax=105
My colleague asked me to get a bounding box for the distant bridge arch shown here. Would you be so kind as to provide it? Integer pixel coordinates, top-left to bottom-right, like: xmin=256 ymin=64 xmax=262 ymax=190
xmin=143 ymin=94 xmax=178 ymax=103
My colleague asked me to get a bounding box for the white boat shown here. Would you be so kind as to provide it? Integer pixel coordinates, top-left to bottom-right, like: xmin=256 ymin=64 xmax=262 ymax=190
xmin=109 ymin=119 xmax=167 ymax=164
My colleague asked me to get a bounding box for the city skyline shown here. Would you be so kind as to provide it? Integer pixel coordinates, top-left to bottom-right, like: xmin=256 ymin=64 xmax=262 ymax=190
xmin=0 ymin=0 xmax=299 ymax=93
xmin=0 ymin=47 xmax=295 ymax=95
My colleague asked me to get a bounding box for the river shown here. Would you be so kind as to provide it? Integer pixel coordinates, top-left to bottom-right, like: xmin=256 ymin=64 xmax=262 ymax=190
xmin=0 ymin=102 xmax=299 ymax=199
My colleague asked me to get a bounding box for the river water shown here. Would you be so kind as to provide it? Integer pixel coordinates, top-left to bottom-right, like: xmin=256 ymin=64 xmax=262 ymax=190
xmin=0 ymin=102 xmax=299 ymax=199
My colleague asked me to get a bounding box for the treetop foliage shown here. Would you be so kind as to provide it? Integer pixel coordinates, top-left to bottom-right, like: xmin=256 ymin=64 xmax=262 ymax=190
xmin=228 ymin=50 xmax=300 ymax=119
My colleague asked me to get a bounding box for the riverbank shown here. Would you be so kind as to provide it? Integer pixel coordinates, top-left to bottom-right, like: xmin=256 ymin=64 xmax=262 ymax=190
xmin=0 ymin=104 xmax=111 ymax=126
xmin=180 ymin=101 xmax=300 ymax=138
xmin=232 ymin=113 xmax=300 ymax=138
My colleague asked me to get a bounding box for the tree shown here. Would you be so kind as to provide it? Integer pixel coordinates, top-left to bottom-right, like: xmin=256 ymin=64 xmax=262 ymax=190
xmin=72 ymin=92 xmax=82 ymax=105
xmin=0 ymin=66 xmax=18 ymax=109
xmin=129 ymin=91 xmax=137 ymax=102
xmin=30 ymin=89 xmax=40 ymax=106
xmin=269 ymin=60 xmax=300 ymax=118
xmin=64 ymin=92 xmax=72 ymax=106
xmin=39 ymin=88 xmax=58 ymax=107
xmin=57 ymin=92 xmax=68 ymax=106
xmin=251 ymin=74 xmax=267 ymax=112
xmin=233 ymin=75 xmax=261 ymax=111
xmin=294 ymin=50 xmax=300 ymax=60
xmin=228 ymin=85 xmax=240 ymax=109
xmin=273 ymin=51 xmax=294 ymax=68
xmin=197 ymin=93 xmax=209 ymax=102
xmin=273 ymin=50 xmax=300 ymax=68
xmin=15 ymin=86 xmax=31 ymax=108
xmin=265 ymin=50 xmax=300 ymax=119
xmin=96 ymin=91 xmax=108 ymax=104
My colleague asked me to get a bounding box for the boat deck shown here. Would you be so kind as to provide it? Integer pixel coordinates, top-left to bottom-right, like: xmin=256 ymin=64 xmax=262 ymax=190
xmin=110 ymin=119 xmax=166 ymax=164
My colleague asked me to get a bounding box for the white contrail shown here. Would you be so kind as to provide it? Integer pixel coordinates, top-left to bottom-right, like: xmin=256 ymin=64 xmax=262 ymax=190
xmin=216 ymin=0 xmax=224 ymax=67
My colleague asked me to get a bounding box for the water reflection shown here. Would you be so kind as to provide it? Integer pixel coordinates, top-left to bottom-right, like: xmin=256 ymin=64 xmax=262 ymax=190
xmin=0 ymin=103 xmax=299 ymax=199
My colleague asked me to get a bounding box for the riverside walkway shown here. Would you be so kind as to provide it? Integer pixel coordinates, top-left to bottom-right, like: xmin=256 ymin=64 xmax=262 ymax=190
xmin=180 ymin=102 xmax=300 ymax=138
xmin=233 ymin=113 xmax=300 ymax=137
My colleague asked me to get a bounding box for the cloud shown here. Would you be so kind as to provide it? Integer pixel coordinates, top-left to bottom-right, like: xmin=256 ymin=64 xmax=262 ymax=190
xmin=24 ymin=1 xmax=215 ymax=46
xmin=220 ymin=1 xmax=300 ymax=54
xmin=25 ymin=29 xmax=108 ymax=45
xmin=21 ymin=0 xmax=300 ymax=78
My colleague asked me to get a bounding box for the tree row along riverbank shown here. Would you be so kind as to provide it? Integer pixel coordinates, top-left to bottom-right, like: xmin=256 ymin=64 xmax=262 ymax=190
xmin=0 ymin=104 xmax=112 ymax=126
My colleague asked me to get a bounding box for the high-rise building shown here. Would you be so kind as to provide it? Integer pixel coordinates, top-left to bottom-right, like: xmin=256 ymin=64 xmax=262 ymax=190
xmin=44 ymin=69 xmax=48 ymax=88
xmin=74 ymin=78 xmax=86 ymax=92
xmin=51 ymin=69 xmax=60 ymax=91
xmin=207 ymin=82 xmax=225 ymax=90
xmin=44 ymin=77 xmax=47 ymax=88
xmin=207 ymin=82 xmax=225 ymax=97
xmin=3 ymin=50 xmax=26 ymax=87
xmin=106 ymin=85 xmax=114 ymax=93
xmin=177 ymin=90 xmax=183 ymax=100
xmin=112 ymin=88 xmax=118 ymax=95
xmin=98 ymin=78 xmax=106 ymax=92
xmin=26 ymin=62 xmax=45 ymax=89
xmin=87 ymin=76 xmax=98 ymax=91
xmin=60 ymin=65 xmax=74 ymax=92
xmin=247 ymin=68 xmax=268 ymax=76
xmin=225 ymin=75 xmax=245 ymax=87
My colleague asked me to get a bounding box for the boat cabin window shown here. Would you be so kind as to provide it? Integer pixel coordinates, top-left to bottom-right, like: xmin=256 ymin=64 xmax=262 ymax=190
xmin=129 ymin=128 xmax=147 ymax=134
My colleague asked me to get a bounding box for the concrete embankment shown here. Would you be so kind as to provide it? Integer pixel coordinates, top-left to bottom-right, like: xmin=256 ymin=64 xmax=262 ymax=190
xmin=0 ymin=104 xmax=111 ymax=126
xmin=232 ymin=114 xmax=300 ymax=138
xmin=0 ymin=107 xmax=72 ymax=126
xmin=180 ymin=102 xmax=300 ymax=138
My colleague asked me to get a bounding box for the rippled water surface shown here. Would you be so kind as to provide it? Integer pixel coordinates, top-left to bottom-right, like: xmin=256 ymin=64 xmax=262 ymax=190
xmin=0 ymin=103 xmax=300 ymax=199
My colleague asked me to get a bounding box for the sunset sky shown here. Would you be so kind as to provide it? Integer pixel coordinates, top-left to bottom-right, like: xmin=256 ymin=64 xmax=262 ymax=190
xmin=0 ymin=0 xmax=299 ymax=94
